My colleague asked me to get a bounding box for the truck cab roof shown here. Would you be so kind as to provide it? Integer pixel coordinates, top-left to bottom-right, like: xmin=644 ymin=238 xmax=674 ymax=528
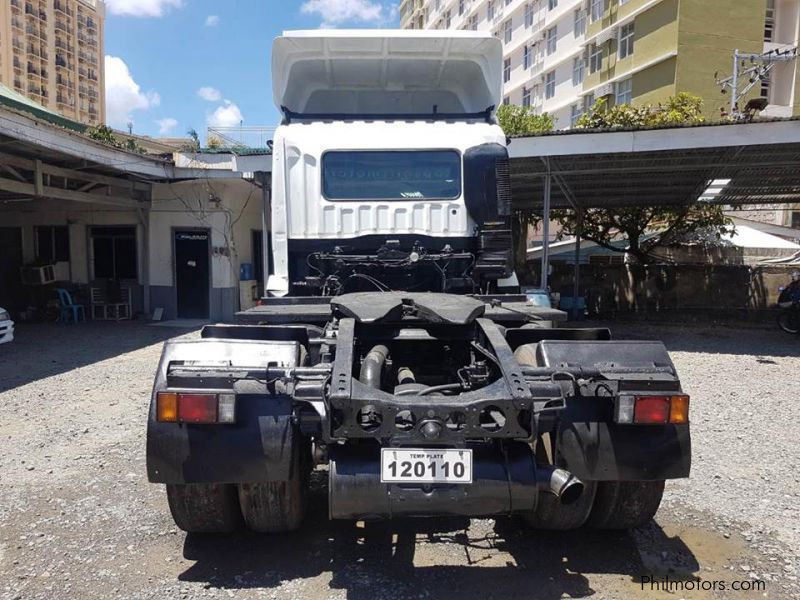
xmin=272 ymin=30 xmax=503 ymax=119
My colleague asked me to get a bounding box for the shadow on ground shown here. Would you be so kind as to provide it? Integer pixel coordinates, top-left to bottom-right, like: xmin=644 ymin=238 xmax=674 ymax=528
xmin=589 ymin=321 xmax=800 ymax=358
xmin=178 ymin=474 xmax=699 ymax=599
xmin=0 ymin=322 xmax=190 ymax=392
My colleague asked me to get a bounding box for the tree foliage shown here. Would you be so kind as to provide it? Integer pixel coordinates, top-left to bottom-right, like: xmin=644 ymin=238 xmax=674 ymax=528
xmin=86 ymin=124 xmax=146 ymax=154
xmin=576 ymin=92 xmax=705 ymax=129
xmin=497 ymin=104 xmax=555 ymax=136
xmin=545 ymin=93 xmax=731 ymax=264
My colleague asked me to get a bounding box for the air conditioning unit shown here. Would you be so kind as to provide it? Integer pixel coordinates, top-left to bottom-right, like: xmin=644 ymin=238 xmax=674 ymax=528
xmin=596 ymin=83 xmax=614 ymax=97
xmin=20 ymin=264 xmax=56 ymax=286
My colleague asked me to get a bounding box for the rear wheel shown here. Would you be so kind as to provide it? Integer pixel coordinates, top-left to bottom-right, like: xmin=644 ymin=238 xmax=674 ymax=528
xmin=238 ymin=440 xmax=310 ymax=532
xmin=778 ymin=308 xmax=800 ymax=334
xmin=166 ymin=483 xmax=243 ymax=533
xmin=586 ymin=480 xmax=665 ymax=529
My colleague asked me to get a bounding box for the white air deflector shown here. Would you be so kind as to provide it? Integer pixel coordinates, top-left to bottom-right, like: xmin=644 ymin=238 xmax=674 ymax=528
xmin=272 ymin=30 xmax=503 ymax=117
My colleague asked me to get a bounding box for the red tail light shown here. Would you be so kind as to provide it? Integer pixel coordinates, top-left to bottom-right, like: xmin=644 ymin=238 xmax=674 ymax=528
xmin=178 ymin=393 xmax=218 ymax=423
xmin=156 ymin=392 xmax=236 ymax=424
xmin=616 ymin=394 xmax=690 ymax=425
xmin=633 ymin=396 xmax=670 ymax=424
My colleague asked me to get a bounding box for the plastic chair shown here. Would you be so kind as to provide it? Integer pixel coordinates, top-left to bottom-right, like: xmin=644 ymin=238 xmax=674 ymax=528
xmin=56 ymin=288 xmax=86 ymax=324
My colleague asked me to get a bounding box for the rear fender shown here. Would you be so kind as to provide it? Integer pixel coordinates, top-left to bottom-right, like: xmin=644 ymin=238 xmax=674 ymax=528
xmin=146 ymin=338 xmax=302 ymax=484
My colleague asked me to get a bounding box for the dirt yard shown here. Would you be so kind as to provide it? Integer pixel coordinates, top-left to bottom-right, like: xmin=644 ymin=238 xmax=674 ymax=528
xmin=0 ymin=321 xmax=798 ymax=599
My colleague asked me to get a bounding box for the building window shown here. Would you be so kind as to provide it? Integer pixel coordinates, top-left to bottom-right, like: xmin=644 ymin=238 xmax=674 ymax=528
xmin=765 ymin=0 xmax=775 ymax=42
xmin=760 ymin=71 xmax=771 ymax=99
xmin=523 ymin=44 xmax=532 ymax=69
xmin=570 ymin=103 xmax=583 ymax=127
xmin=444 ymin=9 xmax=451 ymax=27
xmin=503 ymin=57 xmax=511 ymax=82
xmin=522 ymin=86 xmax=531 ymax=107
xmin=459 ymin=0 xmax=465 ymax=16
xmin=619 ymin=22 xmax=634 ymax=59
xmin=583 ymin=92 xmax=595 ymax=112
xmin=574 ymin=8 xmax=586 ymax=36
xmin=525 ymin=2 xmax=534 ymax=27
xmin=504 ymin=18 xmax=512 ymax=43
xmin=572 ymin=57 xmax=585 ymax=85
xmin=503 ymin=96 xmax=510 ymax=105
xmin=468 ymin=14 xmax=478 ymax=30
xmin=589 ymin=43 xmax=603 ymax=73
xmin=91 ymin=227 xmax=137 ymax=281
xmin=615 ymin=78 xmax=633 ymax=105
xmin=506 ymin=0 xmax=513 ymax=5
xmin=488 ymin=0 xmax=495 ymax=20
xmin=546 ymin=26 xmax=557 ymax=55
xmin=545 ymin=70 xmax=556 ymax=99
xmin=590 ymin=0 xmax=604 ymax=22
xmin=548 ymin=0 xmax=558 ymax=9
xmin=35 ymin=226 xmax=70 ymax=263
xmin=792 ymin=211 xmax=800 ymax=229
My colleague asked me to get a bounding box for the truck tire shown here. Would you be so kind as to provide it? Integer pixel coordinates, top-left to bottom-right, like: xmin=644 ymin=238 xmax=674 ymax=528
xmin=521 ymin=480 xmax=597 ymax=530
xmin=237 ymin=442 xmax=309 ymax=533
xmin=586 ymin=480 xmax=665 ymax=529
xmin=166 ymin=483 xmax=243 ymax=533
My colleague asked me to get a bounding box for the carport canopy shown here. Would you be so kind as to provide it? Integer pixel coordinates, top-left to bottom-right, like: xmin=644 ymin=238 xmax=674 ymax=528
xmin=508 ymin=118 xmax=800 ymax=211
xmin=507 ymin=117 xmax=800 ymax=304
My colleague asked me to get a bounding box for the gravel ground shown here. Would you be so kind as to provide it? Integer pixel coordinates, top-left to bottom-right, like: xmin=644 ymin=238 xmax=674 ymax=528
xmin=0 ymin=320 xmax=798 ymax=599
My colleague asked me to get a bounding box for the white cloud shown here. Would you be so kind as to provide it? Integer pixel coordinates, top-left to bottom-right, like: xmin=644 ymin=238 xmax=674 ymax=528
xmin=197 ymin=86 xmax=222 ymax=102
xmin=207 ymin=101 xmax=244 ymax=128
xmin=156 ymin=118 xmax=178 ymax=135
xmin=105 ymin=0 xmax=182 ymax=17
xmin=205 ymin=15 xmax=220 ymax=27
xmin=300 ymin=0 xmax=388 ymax=27
xmin=104 ymin=56 xmax=160 ymax=127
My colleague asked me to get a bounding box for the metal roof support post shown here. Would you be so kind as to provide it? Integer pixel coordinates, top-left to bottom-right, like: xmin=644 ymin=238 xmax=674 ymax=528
xmin=257 ymin=171 xmax=272 ymax=295
xmin=541 ymin=158 xmax=552 ymax=291
xmin=573 ymin=207 xmax=583 ymax=321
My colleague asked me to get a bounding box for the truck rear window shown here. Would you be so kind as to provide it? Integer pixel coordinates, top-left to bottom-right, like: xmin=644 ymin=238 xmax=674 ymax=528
xmin=322 ymin=151 xmax=461 ymax=201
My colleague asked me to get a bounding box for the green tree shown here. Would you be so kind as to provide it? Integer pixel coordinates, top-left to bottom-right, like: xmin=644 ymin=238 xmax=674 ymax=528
xmin=497 ymin=104 xmax=555 ymax=136
xmin=550 ymin=93 xmax=732 ymax=264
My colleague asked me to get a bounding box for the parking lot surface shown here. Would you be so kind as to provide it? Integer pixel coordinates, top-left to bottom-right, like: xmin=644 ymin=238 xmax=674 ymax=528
xmin=0 ymin=321 xmax=798 ymax=599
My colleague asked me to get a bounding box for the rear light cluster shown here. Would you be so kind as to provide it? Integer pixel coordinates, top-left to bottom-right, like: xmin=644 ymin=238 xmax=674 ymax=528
xmin=615 ymin=394 xmax=689 ymax=425
xmin=156 ymin=392 xmax=236 ymax=424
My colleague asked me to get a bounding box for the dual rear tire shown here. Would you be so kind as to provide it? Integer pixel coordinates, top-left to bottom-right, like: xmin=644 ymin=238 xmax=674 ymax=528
xmin=166 ymin=442 xmax=310 ymax=534
xmin=522 ymin=479 xmax=665 ymax=531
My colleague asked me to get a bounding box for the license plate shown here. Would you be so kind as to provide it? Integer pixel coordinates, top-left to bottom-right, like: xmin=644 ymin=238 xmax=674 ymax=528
xmin=380 ymin=448 xmax=473 ymax=484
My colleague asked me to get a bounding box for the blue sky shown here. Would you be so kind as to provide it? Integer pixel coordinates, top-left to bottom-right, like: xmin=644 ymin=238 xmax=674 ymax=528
xmin=104 ymin=0 xmax=399 ymax=141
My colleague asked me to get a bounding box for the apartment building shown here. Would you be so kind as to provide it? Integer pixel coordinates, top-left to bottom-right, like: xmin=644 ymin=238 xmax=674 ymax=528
xmin=0 ymin=0 xmax=105 ymax=126
xmin=401 ymin=0 xmax=799 ymax=128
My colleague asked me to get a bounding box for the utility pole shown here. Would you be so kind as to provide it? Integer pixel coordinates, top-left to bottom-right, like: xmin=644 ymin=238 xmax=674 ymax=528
xmin=716 ymin=46 xmax=798 ymax=118
xmin=730 ymin=49 xmax=739 ymax=114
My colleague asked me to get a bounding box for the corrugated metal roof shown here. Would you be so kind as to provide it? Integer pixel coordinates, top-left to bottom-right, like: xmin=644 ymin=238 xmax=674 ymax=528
xmin=0 ymin=83 xmax=87 ymax=133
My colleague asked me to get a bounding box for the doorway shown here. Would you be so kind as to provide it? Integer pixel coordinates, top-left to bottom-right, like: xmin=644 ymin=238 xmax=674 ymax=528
xmin=0 ymin=227 xmax=24 ymax=313
xmin=174 ymin=230 xmax=210 ymax=319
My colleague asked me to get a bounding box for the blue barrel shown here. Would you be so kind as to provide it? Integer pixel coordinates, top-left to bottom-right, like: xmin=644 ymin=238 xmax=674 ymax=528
xmin=240 ymin=262 xmax=254 ymax=281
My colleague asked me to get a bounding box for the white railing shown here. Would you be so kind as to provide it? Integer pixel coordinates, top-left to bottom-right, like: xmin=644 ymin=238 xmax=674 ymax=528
xmin=206 ymin=126 xmax=276 ymax=149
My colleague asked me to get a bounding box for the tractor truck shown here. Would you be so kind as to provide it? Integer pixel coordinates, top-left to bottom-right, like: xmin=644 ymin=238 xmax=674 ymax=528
xmin=147 ymin=31 xmax=690 ymax=533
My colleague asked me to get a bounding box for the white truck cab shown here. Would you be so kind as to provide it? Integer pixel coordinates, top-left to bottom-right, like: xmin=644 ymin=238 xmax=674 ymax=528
xmin=267 ymin=30 xmax=513 ymax=297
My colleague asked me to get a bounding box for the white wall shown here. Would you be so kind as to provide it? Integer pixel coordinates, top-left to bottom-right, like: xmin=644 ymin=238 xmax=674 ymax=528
xmin=149 ymin=178 xmax=263 ymax=289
